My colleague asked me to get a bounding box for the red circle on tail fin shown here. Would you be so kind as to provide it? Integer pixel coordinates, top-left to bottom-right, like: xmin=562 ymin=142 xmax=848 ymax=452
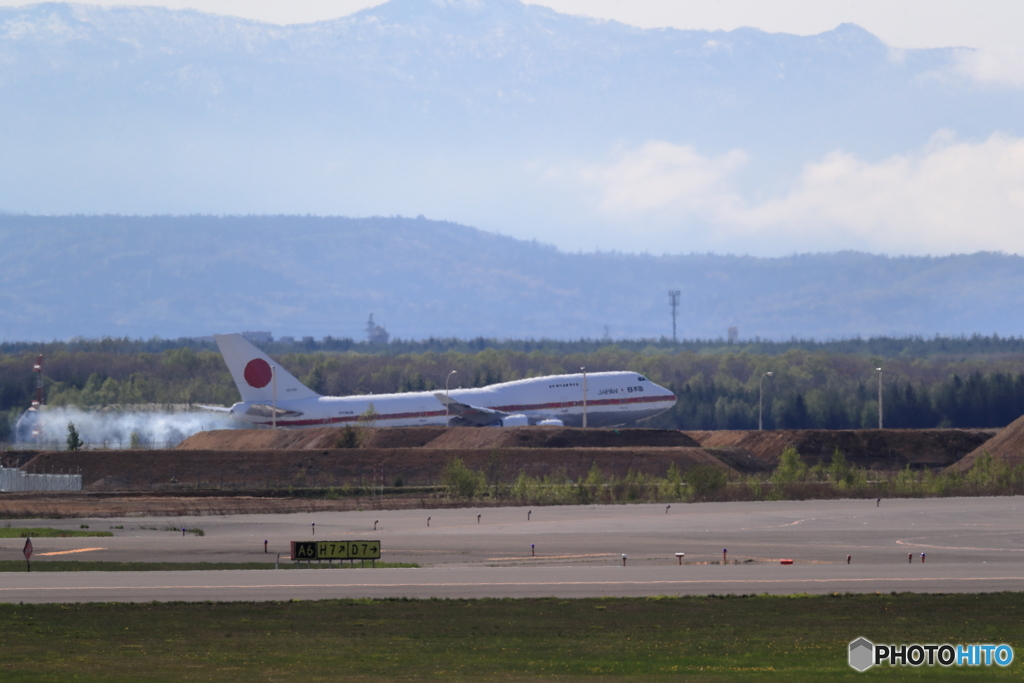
xmin=244 ymin=358 xmax=273 ymax=388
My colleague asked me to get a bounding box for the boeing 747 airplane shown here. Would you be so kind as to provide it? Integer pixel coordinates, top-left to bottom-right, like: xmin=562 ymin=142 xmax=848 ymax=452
xmin=212 ymin=333 xmax=677 ymax=428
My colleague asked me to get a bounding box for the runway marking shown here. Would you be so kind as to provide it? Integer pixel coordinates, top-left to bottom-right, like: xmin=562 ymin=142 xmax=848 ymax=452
xmin=4 ymin=577 xmax=1024 ymax=593
xmin=896 ymin=538 xmax=1024 ymax=552
xmin=486 ymin=553 xmax=616 ymax=561
xmin=36 ymin=548 xmax=106 ymax=556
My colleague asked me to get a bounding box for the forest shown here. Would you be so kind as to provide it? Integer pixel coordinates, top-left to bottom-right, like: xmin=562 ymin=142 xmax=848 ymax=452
xmin=4 ymin=335 xmax=1024 ymax=441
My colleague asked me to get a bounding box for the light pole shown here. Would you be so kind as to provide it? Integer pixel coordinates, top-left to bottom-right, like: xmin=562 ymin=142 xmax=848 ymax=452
xmin=876 ymin=367 xmax=883 ymax=429
xmin=445 ymin=370 xmax=457 ymax=426
xmin=581 ymin=366 xmax=588 ymax=429
xmin=758 ymin=371 xmax=773 ymax=431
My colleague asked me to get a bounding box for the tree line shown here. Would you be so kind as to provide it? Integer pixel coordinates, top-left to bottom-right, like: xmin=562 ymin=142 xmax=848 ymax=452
xmin=4 ymin=342 xmax=1024 ymax=439
xmin=6 ymin=332 xmax=1024 ymax=359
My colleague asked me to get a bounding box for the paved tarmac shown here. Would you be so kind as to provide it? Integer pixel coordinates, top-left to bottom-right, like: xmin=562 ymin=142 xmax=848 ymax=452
xmin=2 ymin=497 xmax=1023 ymax=602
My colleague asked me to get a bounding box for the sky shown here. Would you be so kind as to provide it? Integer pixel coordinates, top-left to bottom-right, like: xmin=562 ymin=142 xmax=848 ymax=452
xmin=1 ymin=0 xmax=1019 ymax=50
xmin=2 ymin=0 xmax=1023 ymax=257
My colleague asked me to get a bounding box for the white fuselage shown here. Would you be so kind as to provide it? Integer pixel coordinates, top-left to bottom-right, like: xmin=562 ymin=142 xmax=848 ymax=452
xmin=227 ymin=371 xmax=676 ymax=428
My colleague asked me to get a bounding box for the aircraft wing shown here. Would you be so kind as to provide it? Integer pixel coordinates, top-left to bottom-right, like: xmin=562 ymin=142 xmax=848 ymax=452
xmin=242 ymin=404 xmax=305 ymax=419
xmin=433 ymin=393 xmax=509 ymax=426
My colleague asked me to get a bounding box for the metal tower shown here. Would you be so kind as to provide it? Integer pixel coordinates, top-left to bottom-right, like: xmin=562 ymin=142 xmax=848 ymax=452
xmin=668 ymin=290 xmax=681 ymax=342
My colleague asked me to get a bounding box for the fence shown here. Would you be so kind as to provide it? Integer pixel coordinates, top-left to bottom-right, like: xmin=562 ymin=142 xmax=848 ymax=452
xmin=0 ymin=466 xmax=82 ymax=492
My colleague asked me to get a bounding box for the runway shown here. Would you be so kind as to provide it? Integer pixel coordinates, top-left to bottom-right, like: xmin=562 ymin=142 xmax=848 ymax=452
xmin=2 ymin=497 xmax=1023 ymax=602
xmin=2 ymin=564 xmax=1024 ymax=603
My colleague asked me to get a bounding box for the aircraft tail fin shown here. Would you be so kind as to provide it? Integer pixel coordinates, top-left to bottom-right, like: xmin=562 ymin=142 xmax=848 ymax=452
xmin=214 ymin=333 xmax=320 ymax=403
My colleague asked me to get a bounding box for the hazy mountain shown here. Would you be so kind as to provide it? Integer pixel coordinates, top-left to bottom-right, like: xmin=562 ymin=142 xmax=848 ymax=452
xmin=1 ymin=1 xmax=1020 ymax=254
xmin=2 ymin=214 xmax=1023 ymax=342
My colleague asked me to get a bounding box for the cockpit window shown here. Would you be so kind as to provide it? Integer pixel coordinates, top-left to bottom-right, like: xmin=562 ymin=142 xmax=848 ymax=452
xmin=637 ymin=376 xmax=647 ymax=381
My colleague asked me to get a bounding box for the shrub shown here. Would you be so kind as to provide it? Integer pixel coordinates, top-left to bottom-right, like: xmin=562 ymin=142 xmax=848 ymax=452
xmin=335 ymin=426 xmax=360 ymax=449
xmin=772 ymin=447 xmax=808 ymax=484
xmin=66 ymin=422 xmax=83 ymax=451
xmin=441 ymin=458 xmax=485 ymax=499
xmin=686 ymin=465 xmax=727 ymax=499
xmin=356 ymin=403 xmax=379 ymax=429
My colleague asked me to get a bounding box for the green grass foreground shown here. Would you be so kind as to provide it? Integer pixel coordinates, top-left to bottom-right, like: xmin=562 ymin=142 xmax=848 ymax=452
xmin=0 ymin=593 xmax=1021 ymax=681
xmin=0 ymin=560 xmax=418 ymax=572
xmin=0 ymin=528 xmax=112 ymax=538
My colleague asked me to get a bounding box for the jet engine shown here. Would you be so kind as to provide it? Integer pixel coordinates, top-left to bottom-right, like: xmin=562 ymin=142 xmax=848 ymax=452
xmin=481 ymin=415 xmax=564 ymax=427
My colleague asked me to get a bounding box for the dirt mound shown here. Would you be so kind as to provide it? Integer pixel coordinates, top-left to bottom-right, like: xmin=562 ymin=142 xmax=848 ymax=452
xmin=177 ymin=426 xmax=447 ymax=450
xmin=21 ymin=445 xmax=739 ymax=492
xmin=424 ymin=427 xmax=701 ymax=450
xmin=177 ymin=426 xmax=700 ymax=451
xmin=359 ymin=427 xmax=451 ymax=449
xmin=0 ymin=450 xmax=45 ymax=468
xmin=176 ymin=428 xmax=332 ymax=450
xmin=685 ymin=429 xmax=994 ymax=470
xmin=948 ymin=415 xmax=1024 ymax=471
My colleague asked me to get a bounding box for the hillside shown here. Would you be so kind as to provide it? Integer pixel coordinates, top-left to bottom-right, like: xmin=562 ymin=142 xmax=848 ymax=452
xmin=5 ymin=215 xmax=1024 ymax=341
xmin=948 ymin=415 xmax=1024 ymax=471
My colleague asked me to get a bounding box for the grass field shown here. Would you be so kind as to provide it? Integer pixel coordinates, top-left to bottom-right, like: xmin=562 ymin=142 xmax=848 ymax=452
xmin=0 ymin=527 xmax=112 ymax=538
xmin=0 ymin=593 xmax=1020 ymax=681
xmin=0 ymin=560 xmax=418 ymax=572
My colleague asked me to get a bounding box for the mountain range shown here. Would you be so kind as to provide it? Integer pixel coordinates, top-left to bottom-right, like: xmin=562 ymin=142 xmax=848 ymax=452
xmin=2 ymin=214 xmax=1024 ymax=341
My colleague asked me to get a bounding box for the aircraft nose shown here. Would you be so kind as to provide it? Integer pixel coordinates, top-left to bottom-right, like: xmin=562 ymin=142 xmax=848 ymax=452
xmin=655 ymin=383 xmax=677 ymax=403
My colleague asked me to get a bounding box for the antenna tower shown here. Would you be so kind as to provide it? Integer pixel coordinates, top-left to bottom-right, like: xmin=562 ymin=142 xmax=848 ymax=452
xmin=668 ymin=291 xmax=681 ymax=342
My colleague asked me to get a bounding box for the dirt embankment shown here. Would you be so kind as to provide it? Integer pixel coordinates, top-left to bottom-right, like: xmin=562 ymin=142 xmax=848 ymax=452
xmin=20 ymin=445 xmax=741 ymax=493
xmin=685 ymin=429 xmax=995 ymax=470
xmin=8 ymin=427 xmax=996 ymax=501
xmin=948 ymin=415 xmax=1024 ymax=471
xmin=177 ymin=426 xmax=702 ymax=451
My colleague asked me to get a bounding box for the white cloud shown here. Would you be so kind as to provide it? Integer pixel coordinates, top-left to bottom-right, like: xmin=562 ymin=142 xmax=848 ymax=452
xmin=573 ymin=141 xmax=747 ymax=213
xmin=954 ymin=47 xmax=1024 ymax=87
xmin=560 ymin=132 xmax=1024 ymax=255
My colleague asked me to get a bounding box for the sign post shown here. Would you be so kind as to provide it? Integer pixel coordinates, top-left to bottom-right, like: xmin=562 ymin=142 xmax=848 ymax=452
xmin=23 ymin=538 xmax=33 ymax=572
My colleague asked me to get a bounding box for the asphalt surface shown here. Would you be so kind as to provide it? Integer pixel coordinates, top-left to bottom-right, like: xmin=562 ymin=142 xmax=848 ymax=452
xmin=2 ymin=497 xmax=1023 ymax=602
